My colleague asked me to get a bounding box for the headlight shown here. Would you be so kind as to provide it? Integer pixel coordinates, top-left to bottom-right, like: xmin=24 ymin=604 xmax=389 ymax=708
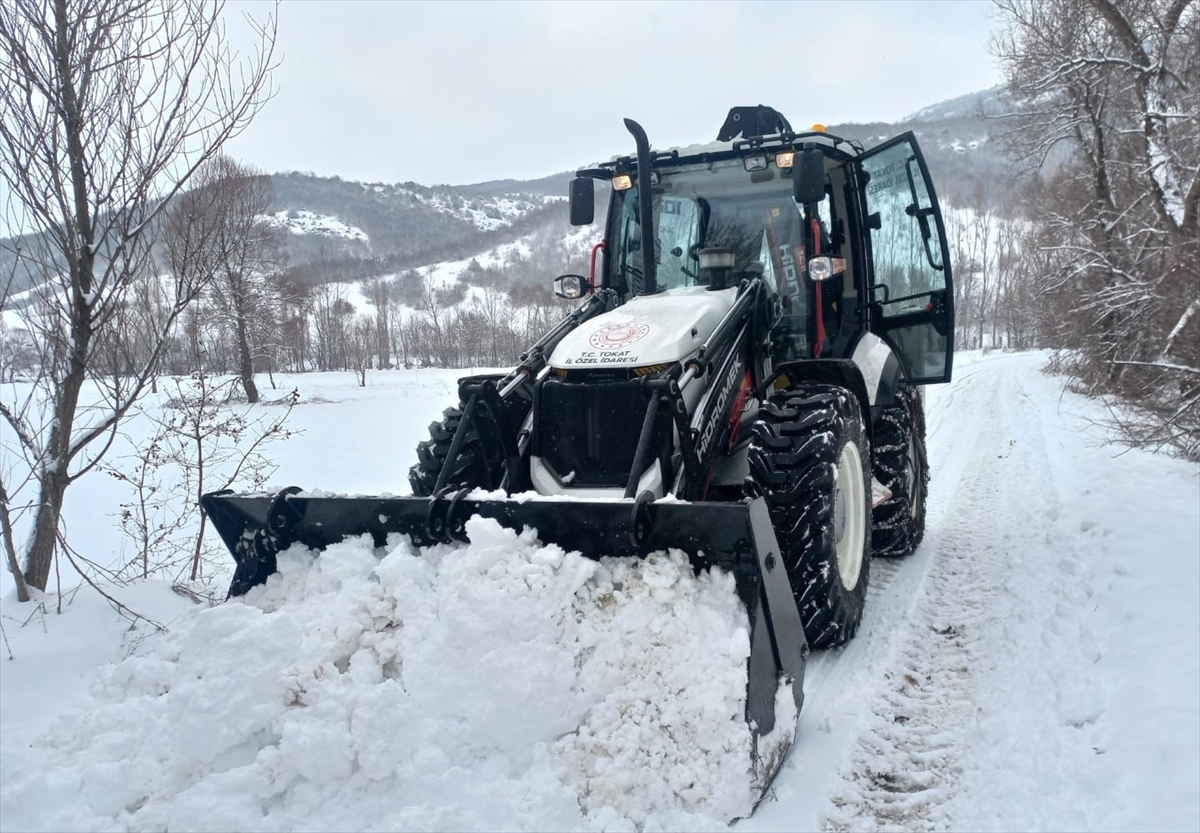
xmin=809 ymin=256 xmax=833 ymax=282
xmin=743 ymin=154 xmax=769 ymax=172
xmin=807 ymin=256 xmax=846 ymax=282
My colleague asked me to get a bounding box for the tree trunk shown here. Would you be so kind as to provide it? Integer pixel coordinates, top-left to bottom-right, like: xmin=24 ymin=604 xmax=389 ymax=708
xmin=233 ymin=290 xmax=259 ymax=403
xmin=23 ymin=474 xmax=66 ymax=590
xmin=22 ymin=0 xmax=96 ymax=591
xmin=23 ymin=348 xmax=89 ymax=590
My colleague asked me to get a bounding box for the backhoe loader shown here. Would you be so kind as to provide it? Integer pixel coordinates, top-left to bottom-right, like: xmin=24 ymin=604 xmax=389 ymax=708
xmin=202 ymin=104 xmax=955 ymax=812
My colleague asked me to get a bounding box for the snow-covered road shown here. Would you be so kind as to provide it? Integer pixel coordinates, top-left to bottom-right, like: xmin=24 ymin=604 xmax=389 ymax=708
xmin=1 ymin=351 xmax=1197 ymax=831
xmin=748 ymin=351 xmax=1199 ymax=832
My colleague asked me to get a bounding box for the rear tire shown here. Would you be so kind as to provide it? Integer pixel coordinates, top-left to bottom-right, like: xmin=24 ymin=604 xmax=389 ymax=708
xmin=746 ymin=383 xmax=871 ymax=649
xmin=871 ymin=385 xmax=928 ymax=557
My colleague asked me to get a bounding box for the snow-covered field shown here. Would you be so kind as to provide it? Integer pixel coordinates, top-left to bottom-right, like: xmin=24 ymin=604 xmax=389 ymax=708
xmin=1 ymin=351 xmax=1197 ymax=831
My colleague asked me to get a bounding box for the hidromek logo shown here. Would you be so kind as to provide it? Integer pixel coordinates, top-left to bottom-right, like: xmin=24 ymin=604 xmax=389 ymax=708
xmin=697 ymin=352 xmax=744 ymax=461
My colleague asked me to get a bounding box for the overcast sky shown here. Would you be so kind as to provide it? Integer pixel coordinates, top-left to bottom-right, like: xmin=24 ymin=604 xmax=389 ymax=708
xmin=222 ymin=0 xmax=1004 ymax=187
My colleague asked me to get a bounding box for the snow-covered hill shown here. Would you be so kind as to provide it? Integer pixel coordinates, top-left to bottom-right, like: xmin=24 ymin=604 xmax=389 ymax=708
xmin=904 ymin=85 xmax=1008 ymax=122
xmin=0 ymin=87 xmax=1015 ymax=300
xmin=264 ymin=171 xmax=573 ymax=282
xmin=1 ymin=351 xmax=1196 ymax=831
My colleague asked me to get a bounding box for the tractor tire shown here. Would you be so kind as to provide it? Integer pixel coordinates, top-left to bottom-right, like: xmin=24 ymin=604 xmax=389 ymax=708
xmin=746 ymin=383 xmax=871 ymax=649
xmin=871 ymin=385 xmax=928 ymax=557
xmin=408 ymin=395 xmax=530 ymax=497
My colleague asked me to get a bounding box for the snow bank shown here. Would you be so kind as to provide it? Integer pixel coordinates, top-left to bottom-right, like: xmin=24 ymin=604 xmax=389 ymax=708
xmin=0 ymin=517 xmax=772 ymax=832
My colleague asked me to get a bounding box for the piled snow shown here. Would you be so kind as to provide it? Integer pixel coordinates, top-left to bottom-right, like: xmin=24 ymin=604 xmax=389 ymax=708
xmin=0 ymin=517 xmax=772 ymax=832
xmin=264 ymin=210 xmax=369 ymax=242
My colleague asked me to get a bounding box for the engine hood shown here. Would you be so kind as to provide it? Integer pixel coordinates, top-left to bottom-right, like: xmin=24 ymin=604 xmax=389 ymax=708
xmin=550 ymin=287 xmax=738 ymax=369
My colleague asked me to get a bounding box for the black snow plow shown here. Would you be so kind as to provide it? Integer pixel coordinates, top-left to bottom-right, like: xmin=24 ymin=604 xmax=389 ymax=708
xmin=201 ymin=488 xmax=807 ymax=804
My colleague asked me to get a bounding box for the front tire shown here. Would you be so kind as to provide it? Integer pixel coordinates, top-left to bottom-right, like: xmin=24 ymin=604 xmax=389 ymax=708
xmin=871 ymin=385 xmax=928 ymax=557
xmin=408 ymin=392 xmax=530 ymax=497
xmin=409 ymin=404 xmax=488 ymax=496
xmin=746 ymin=383 xmax=871 ymax=648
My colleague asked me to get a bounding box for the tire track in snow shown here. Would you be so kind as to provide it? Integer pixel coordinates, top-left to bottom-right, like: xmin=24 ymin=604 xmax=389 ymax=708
xmin=742 ymin=367 xmax=991 ymax=833
xmin=819 ymin=356 xmax=1038 ymax=831
xmin=799 ymin=556 xmax=910 ymax=702
xmin=941 ymin=358 xmax=1117 ymax=831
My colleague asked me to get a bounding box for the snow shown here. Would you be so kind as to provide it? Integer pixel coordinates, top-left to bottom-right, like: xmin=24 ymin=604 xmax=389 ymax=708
xmin=402 ymin=189 xmax=553 ymax=233
xmin=938 ymin=137 xmax=987 ymax=155
xmin=399 ymin=221 xmax=597 ymax=290
xmin=262 ymin=210 xmax=370 ymax=243
xmin=1147 ymin=138 xmax=1186 ymax=226
xmin=1 ymin=351 xmax=1198 ymax=832
xmin=1 ymin=521 xmax=766 ymax=831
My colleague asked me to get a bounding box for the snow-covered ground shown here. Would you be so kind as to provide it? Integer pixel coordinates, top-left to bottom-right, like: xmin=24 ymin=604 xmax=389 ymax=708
xmin=1 ymin=351 xmax=1197 ymax=831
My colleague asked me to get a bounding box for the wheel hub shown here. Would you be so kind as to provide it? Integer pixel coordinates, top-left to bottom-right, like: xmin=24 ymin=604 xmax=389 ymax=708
xmin=833 ymin=483 xmax=847 ymax=542
xmin=906 ymin=435 xmax=923 ymax=520
xmin=834 ymin=441 xmax=866 ymax=591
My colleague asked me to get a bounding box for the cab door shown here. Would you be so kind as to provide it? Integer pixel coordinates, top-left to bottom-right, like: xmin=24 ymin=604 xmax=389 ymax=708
xmin=856 ymin=133 xmax=954 ymax=383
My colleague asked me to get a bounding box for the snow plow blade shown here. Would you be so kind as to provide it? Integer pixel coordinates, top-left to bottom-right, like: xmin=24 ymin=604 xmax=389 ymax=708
xmin=200 ymin=488 xmax=807 ymax=802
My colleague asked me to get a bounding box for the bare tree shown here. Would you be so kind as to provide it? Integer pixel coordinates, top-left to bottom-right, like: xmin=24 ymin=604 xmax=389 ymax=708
xmin=167 ymin=155 xmax=283 ymax=403
xmin=0 ymin=0 xmax=277 ymax=597
xmin=310 ymin=284 xmax=353 ymax=371
xmin=994 ymin=0 xmax=1200 ymax=457
xmin=347 ymin=315 xmax=375 ymax=386
xmin=386 ymin=280 xmax=411 ymax=368
xmin=270 ymin=270 xmax=311 ymax=372
xmin=473 ymin=272 xmax=511 ymax=367
xmin=415 ymin=268 xmax=449 ymax=365
xmin=102 ymin=372 xmax=297 ymax=586
xmin=366 ymin=278 xmax=390 ymax=369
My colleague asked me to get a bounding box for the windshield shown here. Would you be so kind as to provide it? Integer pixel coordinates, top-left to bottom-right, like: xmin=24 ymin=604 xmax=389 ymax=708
xmin=610 ymin=156 xmax=810 ymax=299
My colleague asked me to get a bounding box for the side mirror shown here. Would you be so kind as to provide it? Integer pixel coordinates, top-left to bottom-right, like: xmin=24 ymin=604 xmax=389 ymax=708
xmin=793 ymin=148 xmax=826 ymax=205
xmin=553 ymin=273 xmax=592 ymax=299
xmin=569 ymin=178 xmax=594 ymax=226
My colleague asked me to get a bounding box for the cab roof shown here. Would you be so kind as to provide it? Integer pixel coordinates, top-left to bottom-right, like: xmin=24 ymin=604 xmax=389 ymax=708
xmin=585 ymin=129 xmax=866 ymax=179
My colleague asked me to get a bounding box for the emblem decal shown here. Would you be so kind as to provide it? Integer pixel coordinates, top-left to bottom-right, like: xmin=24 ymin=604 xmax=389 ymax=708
xmin=588 ymin=322 xmax=651 ymax=351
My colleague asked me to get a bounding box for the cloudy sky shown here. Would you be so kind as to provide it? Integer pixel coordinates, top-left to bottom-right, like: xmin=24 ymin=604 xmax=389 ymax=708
xmin=223 ymin=0 xmax=1004 ymax=187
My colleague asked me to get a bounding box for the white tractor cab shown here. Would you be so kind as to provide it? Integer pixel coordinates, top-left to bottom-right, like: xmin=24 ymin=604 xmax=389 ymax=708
xmin=543 ymin=107 xmax=953 ymax=511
